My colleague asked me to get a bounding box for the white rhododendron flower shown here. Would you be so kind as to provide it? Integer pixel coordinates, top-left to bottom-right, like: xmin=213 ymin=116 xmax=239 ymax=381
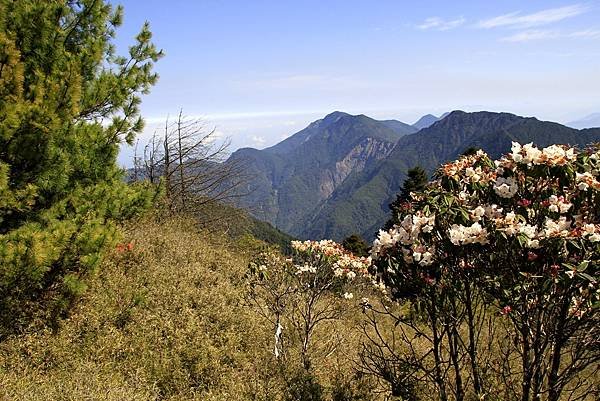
xmin=465 ymin=166 xmax=484 ymax=183
xmin=470 ymin=206 xmax=486 ymax=221
xmin=576 ymin=172 xmax=600 ymax=191
xmin=419 ymin=251 xmax=434 ymax=266
xmin=542 ymin=144 xmax=575 ymax=166
xmin=543 ymin=217 xmax=571 ymax=238
xmin=519 ymin=224 xmax=537 ymax=239
xmin=371 ymin=213 xmax=436 ymax=257
xmin=511 ymin=142 xmax=544 ymax=165
xmin=510 ymin=142 xmax=523 ymax=162
xmin=547 ymin=195 xmax=572 ymax=213
xmin=484 ymin=204 xmax=503 ymax=219
xmin=449 ymin=222 xmax=489 ymax=245
xmin=494 ymin=176 xmax=518 ymax=198
xmin=582 ymin=224 xmax=600 ymax=242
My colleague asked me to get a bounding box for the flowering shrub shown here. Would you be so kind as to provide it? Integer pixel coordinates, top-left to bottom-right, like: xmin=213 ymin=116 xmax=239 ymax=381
xmin=369 ymin=143 xmax=599 ymax=400
xmin=116 ymin=242 xmax=134 ymax=253
xmin=247 ymin=240 xmax=370 ymax=371
xmin=249 ymin=240 xmax=370 ymax=302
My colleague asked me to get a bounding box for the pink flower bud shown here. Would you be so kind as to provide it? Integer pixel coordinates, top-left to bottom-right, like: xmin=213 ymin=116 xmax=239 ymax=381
xmin=518 ymin=199 xmax=532 ymax=207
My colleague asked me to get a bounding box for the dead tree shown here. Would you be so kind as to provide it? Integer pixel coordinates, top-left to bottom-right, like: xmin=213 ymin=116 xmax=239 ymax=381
xmin=138 ymin=110 xmax=249 ymax=223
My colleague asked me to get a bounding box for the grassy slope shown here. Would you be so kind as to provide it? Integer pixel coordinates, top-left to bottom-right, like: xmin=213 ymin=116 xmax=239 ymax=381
xmin=195 ymin=200 xmax=295 ymax=252
xmin=0 ymin=217 xmax=269 ymax=400
xmin=0 ymin=216 xmax=366 ymax=400
xmin=1 ymin=215 xmax=596 ymax=400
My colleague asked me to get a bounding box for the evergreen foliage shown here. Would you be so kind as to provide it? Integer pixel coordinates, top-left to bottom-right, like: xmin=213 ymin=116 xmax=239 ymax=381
xmin=384 ymin=166 xmax=428 ymax=229
xmin=460 ymin=146 xmax=481 ymax=156
xmin=0 ymin=0 xmax=161 ymax=337
xmin=341 ymin=234 xmax=369 ymax=257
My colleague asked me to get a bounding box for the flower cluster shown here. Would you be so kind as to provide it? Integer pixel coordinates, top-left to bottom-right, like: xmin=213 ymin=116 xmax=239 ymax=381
xmin=290 ymin=239 xmax=371 ymax=280
xmin=440 ymin=150 xmax=496 ymax=184
xmin=543 ymin=217 xmax=572 ymax=238
xmin=448 ymin=222 xmax=489 ymax=245
xmin=493 ymin=176 xmax=518 ymax=198
xmin=509 ymin=142 xmax=576 ymax=166
xmin=371 ymin=213 xmax=435 ymax=258
xmin=371 ymin=142 xmax=599 ymax=300
xmin=544 ymin=195 xmax=572 ymax=213
xmin=291 ymin=239 xmax=342 ymax=255
xmin=576 ymin=172 xmax=600 ymax=191
xmin=582 ymin=224 xmax=600 ymax=242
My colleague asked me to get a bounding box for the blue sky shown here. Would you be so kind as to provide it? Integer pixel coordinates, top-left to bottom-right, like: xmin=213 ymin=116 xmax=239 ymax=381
xmin=112 ymin=0 xmax=600 ymax=165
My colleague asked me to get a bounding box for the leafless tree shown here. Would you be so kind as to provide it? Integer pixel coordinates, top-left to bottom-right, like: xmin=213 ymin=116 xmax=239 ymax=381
xmin=137 ymin=110 xmax=249 ymax=223
xmin=358 ymin=275 xmax=498 ymax=401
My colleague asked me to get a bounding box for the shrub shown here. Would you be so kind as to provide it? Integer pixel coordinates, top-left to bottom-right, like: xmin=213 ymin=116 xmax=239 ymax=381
xmin=370 ymin=144 xmax=600 ymax=400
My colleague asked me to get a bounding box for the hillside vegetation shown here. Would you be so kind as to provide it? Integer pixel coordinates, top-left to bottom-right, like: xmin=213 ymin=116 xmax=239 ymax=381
xmin=0 ymin=2 xmax=598 ymax=401
xmin=0 ymin=216 xmax=368 ymax=400
xmin=226 ymin=109 xmax=600 ymax=241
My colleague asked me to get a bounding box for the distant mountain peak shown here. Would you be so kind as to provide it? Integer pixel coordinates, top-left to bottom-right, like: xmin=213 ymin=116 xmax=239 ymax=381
xmin=412 ymin=112 xmax=449 ymax=130
xmin=322 ymin=110 xmax=351 ymax=123
xmin=567 ymin=112 xmax=600 ymax=129
xmin=230 ymin=110 xmax=600 ymax=242
xmin=416 ymin=113 xmax=437 ymax=121
xmin=264 ymin=111 xmax=416 ymax=155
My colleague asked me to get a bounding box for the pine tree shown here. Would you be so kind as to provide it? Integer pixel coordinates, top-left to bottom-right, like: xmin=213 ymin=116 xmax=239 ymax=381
xmin=384 ymin=166 xmax=428 ymax=229
xmin=0 ymin=0 xmax=162 ymax=337
xmin=461 ymin=146 xmax=481 ymax=156
xmin=341 ymin=234 xmax=369 ymax=257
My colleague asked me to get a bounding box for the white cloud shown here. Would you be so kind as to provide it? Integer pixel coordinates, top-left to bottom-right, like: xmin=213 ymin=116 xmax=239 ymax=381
xmin=501 ymin=30 xmax=560 ymax=42
xmin=144 ymin=109 xmax=324 ymax=124
xmin=478 ymin=4 xmax=587 ymax=29
xmin=250 ymin=135 xmax=266 ymax=146
xmin=501 ymin=29 xmax=600 ymax=42
xmin=417 ymin=16 xmax=466 ymax=31
xmin=569 ymin=29 xmax=600 ymax=38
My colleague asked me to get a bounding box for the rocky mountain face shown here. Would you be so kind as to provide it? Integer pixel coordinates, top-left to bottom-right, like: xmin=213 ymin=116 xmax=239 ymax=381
xmin=229 ymin=110 xmax=600 ymax=241
xmin=227 ymin=112 xmax=412 ymax=235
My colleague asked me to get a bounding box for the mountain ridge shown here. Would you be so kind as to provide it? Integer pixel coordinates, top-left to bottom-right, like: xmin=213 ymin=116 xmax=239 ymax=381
xmin=229 ymin=110 xmax=600 ymax=241
xmin=227 ymin=111 xmax=415 ymax=234
xmin=567 ymin=112 xmax=600 ymax=129
xmin=412 ymin=114 xmax=439 ymax=129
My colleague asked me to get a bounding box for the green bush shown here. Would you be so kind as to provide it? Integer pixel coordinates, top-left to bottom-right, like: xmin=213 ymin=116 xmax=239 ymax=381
xmin=285 ymin=369 xmax=324 ymax=401
xmin=0 ymin=0 xmax=161 ymax=337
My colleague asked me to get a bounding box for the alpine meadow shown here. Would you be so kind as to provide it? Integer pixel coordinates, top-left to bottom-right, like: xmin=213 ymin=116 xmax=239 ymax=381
xmin=0 ymin=1 xmax=598 ymax=401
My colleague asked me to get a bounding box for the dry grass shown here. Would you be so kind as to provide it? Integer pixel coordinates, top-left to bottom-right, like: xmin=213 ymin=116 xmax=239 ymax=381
xmin=12 ymin=214 xmax=594 ymax=400
xmin=0 ymin=217 xmax=271 ymax=400
xmin=0 ymin=216 xmax=380 ymax=401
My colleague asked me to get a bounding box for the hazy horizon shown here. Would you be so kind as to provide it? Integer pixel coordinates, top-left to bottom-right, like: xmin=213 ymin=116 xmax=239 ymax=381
xmin=112 ymin=0 xmax=600 ymax=166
